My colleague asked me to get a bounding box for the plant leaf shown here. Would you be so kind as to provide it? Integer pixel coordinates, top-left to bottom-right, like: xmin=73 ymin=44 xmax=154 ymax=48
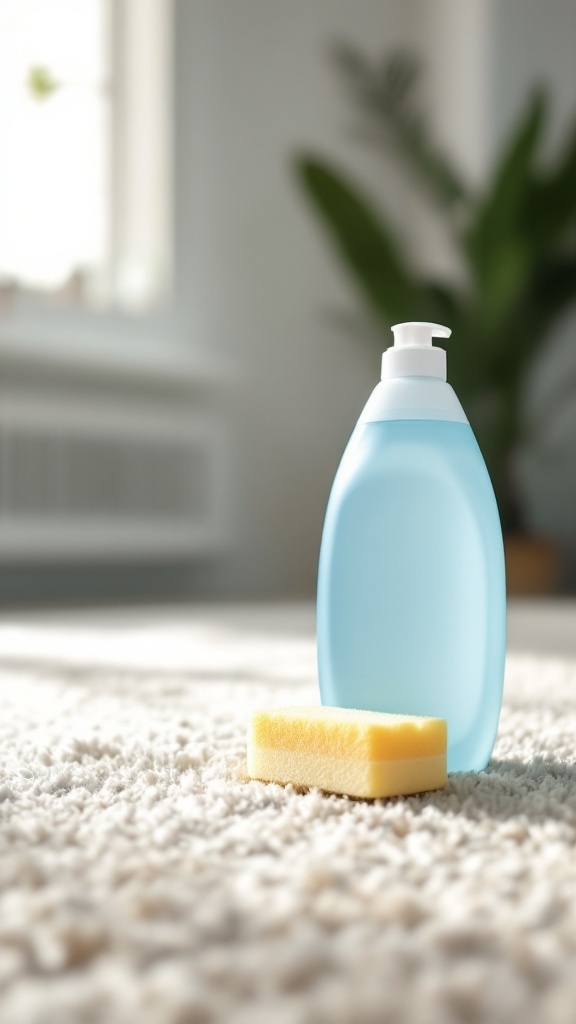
xmin=465 ymin=89 xmax=547 ymax=283
xmin=497 ymin=253 xmax=576 ymax=383
xmin=332 ymin=44 xmax=469 ymax=211
xmin=524 ymin=115 xmax=576 ymax=248
xmin=295 ymin=156 xmax=419 ymax=325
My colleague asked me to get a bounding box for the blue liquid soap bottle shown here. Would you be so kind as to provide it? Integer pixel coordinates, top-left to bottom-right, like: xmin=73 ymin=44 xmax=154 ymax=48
xmin=317 ymin=322 xmax=506 ymax=772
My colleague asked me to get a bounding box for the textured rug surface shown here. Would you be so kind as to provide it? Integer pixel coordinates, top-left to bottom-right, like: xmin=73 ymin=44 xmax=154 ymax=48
xmin=1 ymin=606 xmax=576 ymax=1024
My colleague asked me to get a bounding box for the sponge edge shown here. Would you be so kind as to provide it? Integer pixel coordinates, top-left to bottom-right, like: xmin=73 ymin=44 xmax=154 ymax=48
xmin=247 ymin=706 xmax=447 ymax=799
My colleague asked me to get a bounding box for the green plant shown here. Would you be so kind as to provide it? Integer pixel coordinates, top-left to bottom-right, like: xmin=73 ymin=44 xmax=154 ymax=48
xmin=295 ymin=46 xmax=576 ymax=533
xmin=27 ymin=66 xmax=60 ymax=100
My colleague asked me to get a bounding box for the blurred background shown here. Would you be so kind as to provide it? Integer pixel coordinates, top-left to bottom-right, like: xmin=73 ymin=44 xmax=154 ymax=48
xmin=1 ymin=0 xmax=576 ymax=604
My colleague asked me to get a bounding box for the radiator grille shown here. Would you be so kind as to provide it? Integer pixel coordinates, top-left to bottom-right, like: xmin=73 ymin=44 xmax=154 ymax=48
xmin=0 ymin=395 xmax=223 ymax=560
xmin=0 ymin=431 xmax=210 ymax=519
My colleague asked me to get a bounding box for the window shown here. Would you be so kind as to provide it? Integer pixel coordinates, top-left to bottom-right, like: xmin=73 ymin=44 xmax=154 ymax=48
xmin=0 ymin=0 xmax=171 ymax=313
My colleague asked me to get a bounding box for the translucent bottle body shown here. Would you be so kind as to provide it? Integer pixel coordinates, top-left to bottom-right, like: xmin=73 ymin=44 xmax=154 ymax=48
xmin=317 ymin=418 xmax=506 ymax=772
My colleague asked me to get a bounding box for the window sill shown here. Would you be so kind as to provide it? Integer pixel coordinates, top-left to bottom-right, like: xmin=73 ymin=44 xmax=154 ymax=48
xmin=0 ymin=322 xmax=232 ymax=395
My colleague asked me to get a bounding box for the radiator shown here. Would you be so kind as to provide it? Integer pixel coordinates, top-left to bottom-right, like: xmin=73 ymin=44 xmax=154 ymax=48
xmin=0 ymin=389 xmax=226 ymax=561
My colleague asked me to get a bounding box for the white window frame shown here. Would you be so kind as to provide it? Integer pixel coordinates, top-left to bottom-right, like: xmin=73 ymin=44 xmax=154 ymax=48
xmin=0 ymin=0 xmax=200 ymax=383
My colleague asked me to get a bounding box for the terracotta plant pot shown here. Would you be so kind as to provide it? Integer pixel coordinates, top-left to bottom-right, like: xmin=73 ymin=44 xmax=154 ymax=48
xmin=504 ymin=535 xmax=560 ymax=596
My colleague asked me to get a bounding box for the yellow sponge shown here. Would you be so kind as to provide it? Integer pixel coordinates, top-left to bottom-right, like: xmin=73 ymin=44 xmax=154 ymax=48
xmin=247 ymin=706 xmax=447 ymax=799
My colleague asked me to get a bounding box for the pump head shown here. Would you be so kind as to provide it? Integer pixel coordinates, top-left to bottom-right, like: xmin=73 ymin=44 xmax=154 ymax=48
xmin=381 ymin=321 xmax=452 ymax=381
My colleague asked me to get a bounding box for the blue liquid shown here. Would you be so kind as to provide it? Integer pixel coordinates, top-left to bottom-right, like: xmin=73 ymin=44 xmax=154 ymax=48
xmin=317 ymin=420 xmax=506 ymax=772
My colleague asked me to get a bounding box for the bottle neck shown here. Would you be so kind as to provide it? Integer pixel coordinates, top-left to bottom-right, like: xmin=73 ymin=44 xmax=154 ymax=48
xmin=359 ymin=376 xmax=468 ymax=425
xmin=381 ymin=346 xmax=446 ymax=381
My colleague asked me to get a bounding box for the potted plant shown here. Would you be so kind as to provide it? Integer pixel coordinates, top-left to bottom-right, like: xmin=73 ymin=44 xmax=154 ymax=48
xmin=295 ymin=47 xmax=576 ymax=594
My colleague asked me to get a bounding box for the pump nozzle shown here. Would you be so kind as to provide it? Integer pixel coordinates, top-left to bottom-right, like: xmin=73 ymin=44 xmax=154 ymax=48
xmin=382 ymin=321 xmax=452 ymax=380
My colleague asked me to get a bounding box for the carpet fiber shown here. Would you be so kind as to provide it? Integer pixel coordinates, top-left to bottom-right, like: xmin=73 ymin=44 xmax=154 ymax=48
xmin=1 ymin=609 xmax=576 ymax=1024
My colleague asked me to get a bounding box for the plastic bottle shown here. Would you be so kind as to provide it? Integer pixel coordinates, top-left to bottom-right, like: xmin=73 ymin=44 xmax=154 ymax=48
xmin=317 ymin=322 xmax=506 ymax=773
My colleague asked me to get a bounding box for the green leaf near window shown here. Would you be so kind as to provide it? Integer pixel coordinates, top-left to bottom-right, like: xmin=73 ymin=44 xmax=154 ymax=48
xmin=27 ymin=66 xmax=60 ymax=100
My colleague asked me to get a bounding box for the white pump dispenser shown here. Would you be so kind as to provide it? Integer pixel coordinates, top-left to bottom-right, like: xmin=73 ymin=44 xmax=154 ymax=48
xmin=360 ymin=320 xmax=466 ymax=425
xmin=382 ymin=321 xmax=452 ymax=381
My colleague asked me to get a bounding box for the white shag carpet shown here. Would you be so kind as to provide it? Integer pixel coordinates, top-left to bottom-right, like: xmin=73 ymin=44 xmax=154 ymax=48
xmin=1 ymin=605 xmax=576 ymax=1024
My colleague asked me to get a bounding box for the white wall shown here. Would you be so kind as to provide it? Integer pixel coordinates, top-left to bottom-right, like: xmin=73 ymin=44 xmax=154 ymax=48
xmin=179 ymin=0 xmax=489 ymax=597
xmin=488 ymin=0 xmax=576 ymax=557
